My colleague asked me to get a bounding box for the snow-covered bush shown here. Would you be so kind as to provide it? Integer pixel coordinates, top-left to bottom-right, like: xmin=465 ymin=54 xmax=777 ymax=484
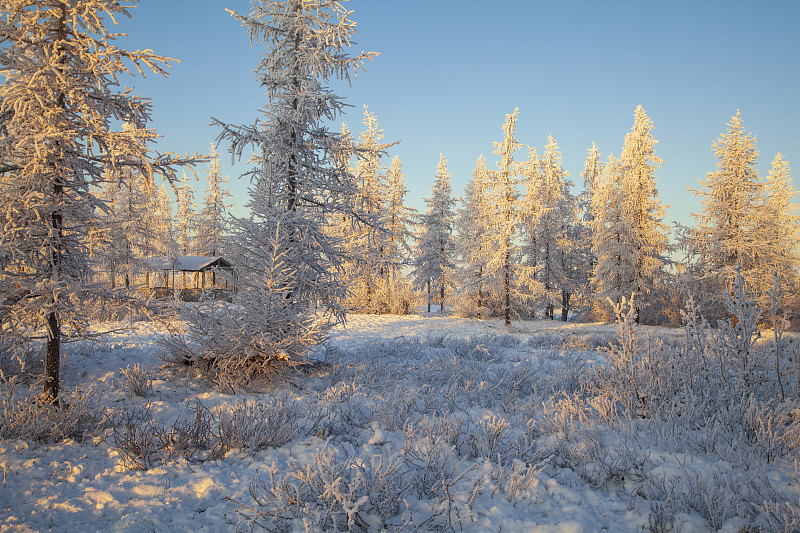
xmin=119 ymin=363 xmax=154 ymax=398
xmin=0 ymin=372 xmax=103 ymax=442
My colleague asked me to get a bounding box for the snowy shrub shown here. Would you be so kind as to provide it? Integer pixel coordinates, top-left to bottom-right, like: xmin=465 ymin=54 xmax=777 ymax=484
xmin=0 ymin=372 xmax=103 ymax=442
xmin=112 ymin=398 xmax=300 ymax=469
xmin=213 ymin=398 xmax=300 ymax=458
xmin=119 ymin=363 xmax=154 ymax=398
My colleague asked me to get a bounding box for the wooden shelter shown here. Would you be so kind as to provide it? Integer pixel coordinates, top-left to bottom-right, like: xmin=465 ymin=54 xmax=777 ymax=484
xmin=144 ymin=256 xmax=235 ymax=301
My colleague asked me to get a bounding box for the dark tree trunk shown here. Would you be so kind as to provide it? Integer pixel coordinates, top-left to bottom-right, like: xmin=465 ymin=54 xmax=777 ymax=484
xmin=43 ymin=5 xmax=67 ymax=405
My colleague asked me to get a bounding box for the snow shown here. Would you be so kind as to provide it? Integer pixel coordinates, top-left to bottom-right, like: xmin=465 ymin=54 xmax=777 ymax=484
xmin=0 ymin=315 xmax=795 ymax=532
xmin=143 ymin=256 xmax=231 ymax=272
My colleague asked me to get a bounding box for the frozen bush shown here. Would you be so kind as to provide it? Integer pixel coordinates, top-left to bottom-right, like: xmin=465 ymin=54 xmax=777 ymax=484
xmin=0 ymin=371 xmax=103 ymax=442
xmin=119 ymin=363 xmax=154 ymax=398
xmin=213 ymin=398 xmax=300 ymax=458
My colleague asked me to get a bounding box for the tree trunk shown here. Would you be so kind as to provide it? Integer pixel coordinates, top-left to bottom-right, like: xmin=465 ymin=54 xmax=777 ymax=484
xmin=43 ymin=5 xmax=67 ymax=405
xmin=43 ymin=310 xmax=60 ymax=404
xmin=427 ymin=280 xmax=431 ymax=313
xmin=562 ymin=289 xmax=570 ymax=322
xmin=504 ymin=247 xmax=511 ymax=326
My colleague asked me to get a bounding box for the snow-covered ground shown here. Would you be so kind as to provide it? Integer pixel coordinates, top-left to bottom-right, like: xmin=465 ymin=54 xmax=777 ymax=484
xmin=0 ymin=315 xmax=797 ymax=532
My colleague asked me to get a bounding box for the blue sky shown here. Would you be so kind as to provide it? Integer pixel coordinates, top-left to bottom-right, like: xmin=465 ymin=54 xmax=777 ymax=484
xmin=115 ymin=0 xmax=800 ymax=229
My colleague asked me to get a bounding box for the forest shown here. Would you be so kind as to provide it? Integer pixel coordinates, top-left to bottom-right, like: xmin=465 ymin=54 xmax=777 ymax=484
xmin=0 ymin=1 xmax=798 ymax=532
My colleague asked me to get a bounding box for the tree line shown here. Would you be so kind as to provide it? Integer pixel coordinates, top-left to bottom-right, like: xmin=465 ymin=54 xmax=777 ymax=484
xmin=0 ymin=1 xmax=796 ymax=401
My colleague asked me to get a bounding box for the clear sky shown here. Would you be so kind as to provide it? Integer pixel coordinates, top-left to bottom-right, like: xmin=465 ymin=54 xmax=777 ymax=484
xmin=114 ymin=0 xmax=800 ymax=230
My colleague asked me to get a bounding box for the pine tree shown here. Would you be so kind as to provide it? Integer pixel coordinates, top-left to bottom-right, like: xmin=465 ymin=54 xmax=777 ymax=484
xmin=0 ymin=0 xmax=196 ymax=403
xmin=197 ymin=143 xmax=231 ymax=257
xmin=413 ymin=154 xmax=456 ymax=313
xmin=175 ymin=0 xmax=377 ymax=378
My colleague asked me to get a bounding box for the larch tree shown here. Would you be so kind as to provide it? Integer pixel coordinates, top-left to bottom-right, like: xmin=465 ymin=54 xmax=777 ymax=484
xmin=575 ymin=142 xmax=603 ymax=303
xmin=0 ymin=0 xmax=196 ymax=403
xmin=175 ymin=171 xmax=196 ymax=257
xmin=413 ymin=154 xmax=456 ymax=313
xmin=618 ymin=105 xmax=668 ymax=320
xmin=343 ymin=106 xmax=395 ymax=312
xmin=687 ymin=111 xmax=775 ymax=310
xmin=487 ymin=108 xmax=522 ymax=326
xmin=761 ymin=153 xmax=799 ymax=300
xmin=455 ymin=154 xmax=494 ymax=317
xmin=167 ymin=0 xmax=377 ymax=379
xmin=385 ymin=155 xmax=416 ymax=269
xmin=197 ymin=142 xmax=231 ymax=257
xmin=593 ymin=106 xmax=667 ymax=321
xmin=534 ymin=135 xmax=577 ymax=320
xmin=591 ymin=153 xmax=626 ymax=312
xmin=381 ymin=155 xmax=417 ymax=313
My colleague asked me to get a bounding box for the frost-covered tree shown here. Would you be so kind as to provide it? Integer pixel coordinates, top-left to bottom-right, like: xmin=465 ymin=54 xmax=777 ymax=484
xmin=591 ymin=153 xmax=626 ymax=311
xmin=686 ymin=111 xmax=779 ymax=310
xmin=94 ymin=124 xmax=156 ymax=289
xmin=533 ymin=135 xmax=577 ymax=320
xmin=149 ymin=184 xmax=176 ymax=257
xmin=688 ymin=111 xmax=799 ymax=313
xmin=486 ymin=109 xmax=522 ymax=326
xmin=413 ymin=154 xmax=456 ymax=313
xmin=762 ymin=153 xmax=799 ymax=297
xmin=385 ymin=155 xmax=416 ymax=268
xmin=380 ymin=155 xmax=417 ymax=313
xmin=0 ymin=0 xmax=196 ymax=403
xmin=170 ymin=0 xmax=377 ymax=379
xmin=341 ymin=106 xmax=395 ymax=312
xmin=618 ymin=106 xmax=668 ymax=319
xmin=575 ymin=142 xmax=603 ymax=299
xmin=175 ymin=172 xmax=196 ymax=257
xmin=197 ymin=143 xmax=231 ymax=257
xmin=593 ymin=107 xmax=668 ymax=321
xmin=454 ymin=155 xmax=495 ymax=317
